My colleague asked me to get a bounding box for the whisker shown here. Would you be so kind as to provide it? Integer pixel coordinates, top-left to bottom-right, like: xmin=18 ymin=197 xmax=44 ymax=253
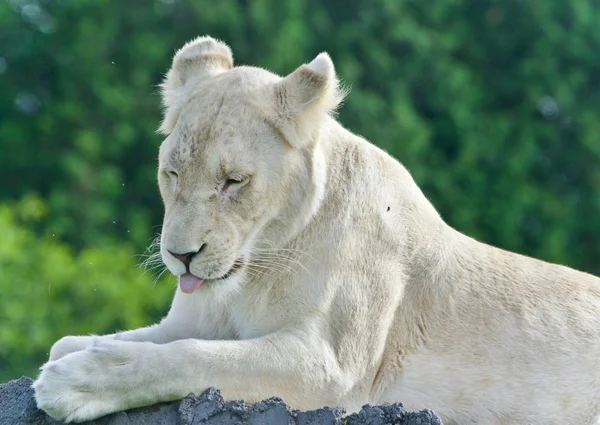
xmin=246 ymin=260 xmax=299 ymax=276
xmin=251 ymin=254 xmax=309 ymax=274
xmin=254 ymin=238 xmax=314 ymax=261
xmin=152 ymin=266 xmax=169 ymax=286
xmin=137 ymin=233 xmax=168 ymax=284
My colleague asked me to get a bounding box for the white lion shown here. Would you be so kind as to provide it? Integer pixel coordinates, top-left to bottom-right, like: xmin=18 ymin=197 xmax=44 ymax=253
xmin=34 ymin=36 xmax=600 ymax=424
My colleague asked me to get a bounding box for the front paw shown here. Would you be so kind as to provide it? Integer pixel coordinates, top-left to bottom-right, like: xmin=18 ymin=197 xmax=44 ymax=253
xmin=49 ymin=335 xmax=99 ymax=361
xmin=34 ymin=341 xmax=136 ymax=422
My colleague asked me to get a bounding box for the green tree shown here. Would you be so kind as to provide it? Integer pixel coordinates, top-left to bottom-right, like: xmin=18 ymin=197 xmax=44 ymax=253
xmin=0 ymin=197 xmax=172 ymax=381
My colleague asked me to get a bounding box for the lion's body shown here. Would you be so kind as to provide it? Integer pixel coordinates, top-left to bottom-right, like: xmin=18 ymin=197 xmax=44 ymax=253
xmin=34 ymin=37 xmax=600 ymax=424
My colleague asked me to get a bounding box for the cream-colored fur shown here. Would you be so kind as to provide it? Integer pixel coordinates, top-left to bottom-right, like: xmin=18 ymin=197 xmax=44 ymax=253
xmin=34 ymin=36 xmax=600 ymax=424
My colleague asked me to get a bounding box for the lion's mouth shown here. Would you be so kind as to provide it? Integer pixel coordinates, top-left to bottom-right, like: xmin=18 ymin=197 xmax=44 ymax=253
xmin=179 ymin=260 xmax=245 ymax=294
xmin=214 ymin=260 xmax=244 ymax=281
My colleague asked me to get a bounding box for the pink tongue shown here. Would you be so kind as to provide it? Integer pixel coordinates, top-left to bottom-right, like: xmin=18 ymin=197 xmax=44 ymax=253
xmin=178 ymin=273 xmax=204 ymax=294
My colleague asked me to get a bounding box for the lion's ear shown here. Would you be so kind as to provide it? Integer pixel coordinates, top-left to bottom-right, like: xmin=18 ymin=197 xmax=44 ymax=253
xmin=160 ymin=36 xmax=233 ymax=134
xmin=268 ymin=53 xmax=346 ymax=148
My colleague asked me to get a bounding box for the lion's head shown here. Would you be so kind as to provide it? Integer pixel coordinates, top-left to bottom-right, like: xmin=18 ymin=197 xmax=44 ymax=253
xmin=157 ymin=36 xmax=344 ymax=294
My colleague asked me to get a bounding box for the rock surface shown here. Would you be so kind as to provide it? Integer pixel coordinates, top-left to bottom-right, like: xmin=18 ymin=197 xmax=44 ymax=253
xmin=0 ymin=377 xmax=443 ymax=424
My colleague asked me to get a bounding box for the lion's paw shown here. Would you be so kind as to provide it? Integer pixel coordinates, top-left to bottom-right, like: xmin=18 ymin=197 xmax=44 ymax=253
xmin=49 ymin=335 xmax=99 ymax=361
xmin=34 ymin=341 xmax=136 ymax=422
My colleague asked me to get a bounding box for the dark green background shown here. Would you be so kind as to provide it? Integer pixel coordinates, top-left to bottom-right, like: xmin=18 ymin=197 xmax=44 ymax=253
xmin=1 ymin=0 xmax=598 ymax=381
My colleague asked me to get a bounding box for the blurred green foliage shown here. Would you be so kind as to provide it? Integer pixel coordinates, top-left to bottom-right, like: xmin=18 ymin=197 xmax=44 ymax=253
xmin=0 ymin=0 xmax=598 ymax=380
xmin=0 ymin=197 xmax=173 ymax=382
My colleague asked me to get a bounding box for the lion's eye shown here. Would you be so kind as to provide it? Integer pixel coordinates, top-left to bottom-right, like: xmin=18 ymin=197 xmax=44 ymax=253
xmin=164 ymin=170 xmax=179 ymax=186
xmin=227 ymin=177 xmax=243 ymax=185
xmin=223 ymin=177 xmax=249 ymax=192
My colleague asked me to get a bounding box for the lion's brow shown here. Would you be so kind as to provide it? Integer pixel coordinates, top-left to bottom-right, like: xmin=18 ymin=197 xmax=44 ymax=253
xmin=167 ymin=125 xmax=205 ymax=169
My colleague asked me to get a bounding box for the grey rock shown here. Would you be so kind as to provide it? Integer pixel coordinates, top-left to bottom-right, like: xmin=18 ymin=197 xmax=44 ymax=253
xmin=0 ymin=377 xmax=443 ymax=424
xmin=345 ymin=404 xmax=443 ymax=425
xmin=0 ymin=376 xmax=62 ymax=425
xmin=295 ymin=406 xmax=344 ymax=425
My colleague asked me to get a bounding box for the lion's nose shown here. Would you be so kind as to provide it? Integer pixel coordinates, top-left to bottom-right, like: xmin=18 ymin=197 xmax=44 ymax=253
xmin=168 ymin=245 xmax=205 ymax=268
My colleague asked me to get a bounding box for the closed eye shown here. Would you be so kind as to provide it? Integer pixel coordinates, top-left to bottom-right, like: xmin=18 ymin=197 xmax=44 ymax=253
xmin=223 ymin=177 xmax=249 ymax=192
xmin=227 ymin=177 xmax=244 ymax=185
xmin=162 ymin=170 xmax=179 ymax=188
xmin=163 ymin=170 xmax=179 ymax=181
